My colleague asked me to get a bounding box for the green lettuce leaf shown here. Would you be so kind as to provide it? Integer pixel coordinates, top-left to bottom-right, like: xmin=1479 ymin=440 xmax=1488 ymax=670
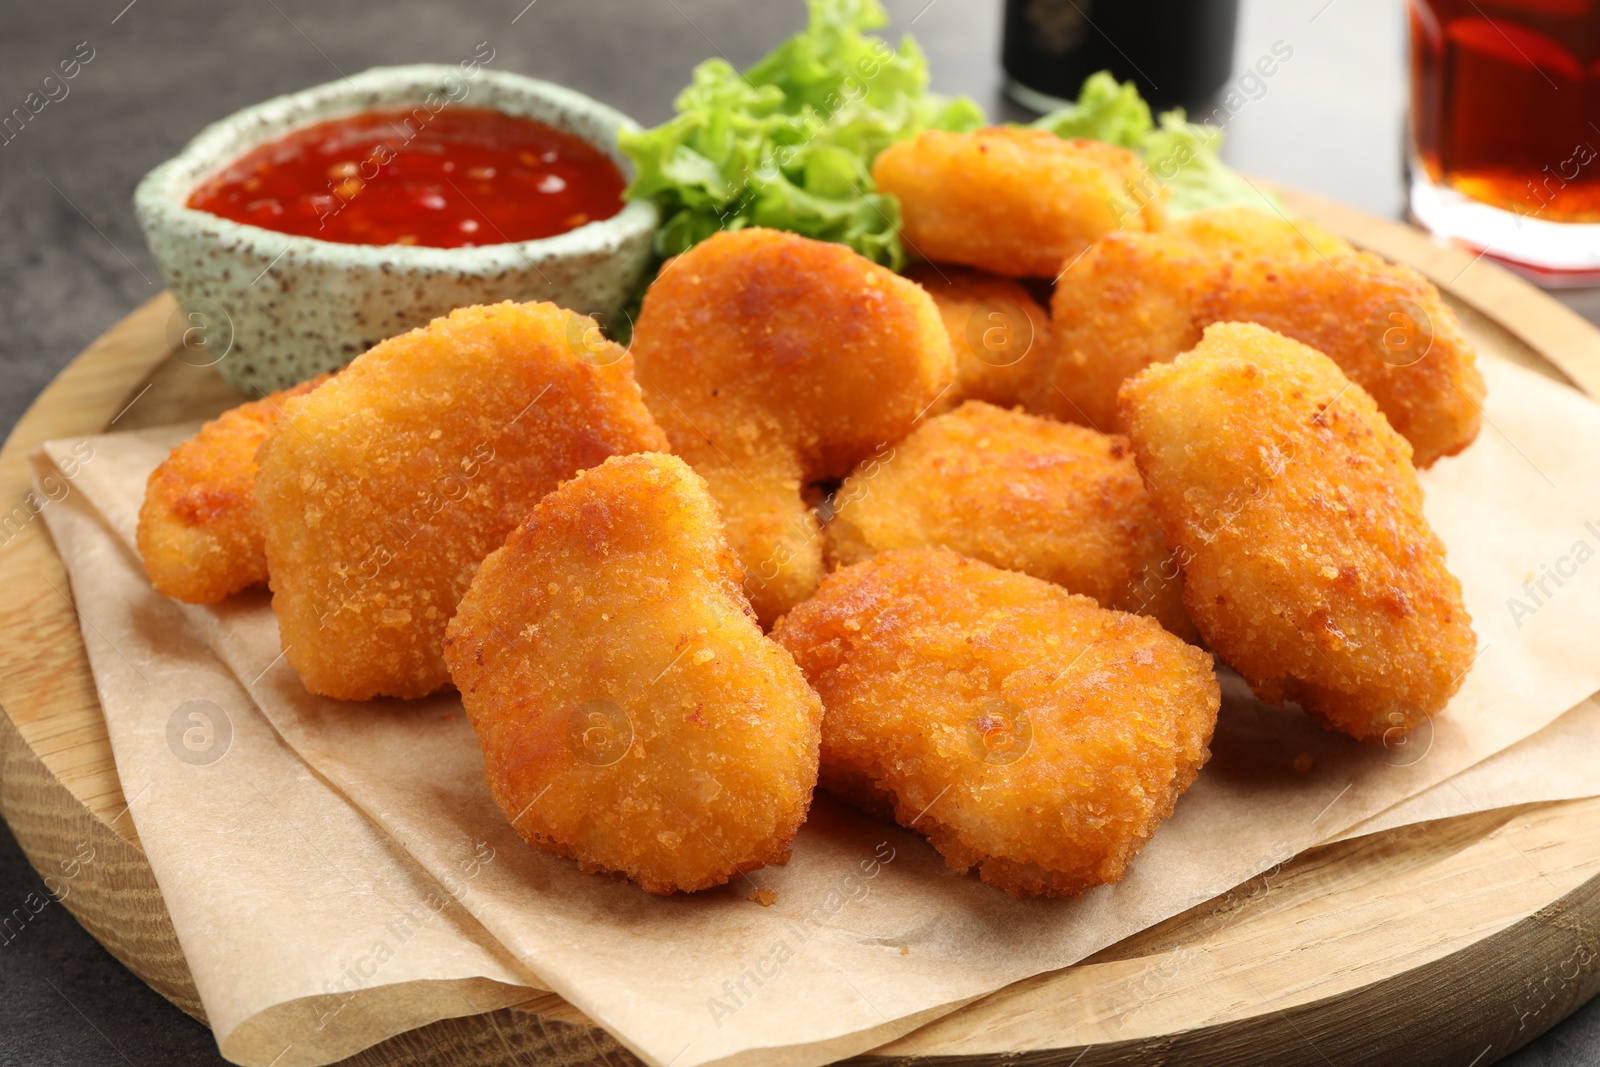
xmin=618 ymin=0 xmax=983 ymax=270
xmin=1141 ymin=109 xmax=1280 ymax=215
xmin=1032 ymin=71 xmax=1279 ymax=216
xmin=1028 ymin=70 xmax=1152 ymax=149
xmin=620 ymin=18 xmax=1274 ymax=289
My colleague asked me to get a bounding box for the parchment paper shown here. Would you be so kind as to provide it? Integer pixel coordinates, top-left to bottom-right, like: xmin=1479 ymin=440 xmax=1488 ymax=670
xmin=1327 ymin=693 xmax=1600 ymax=844
xmin=34 ymin=352 xmax=1600 ymax=1067
xmin=32 ymin=450 xmax=544 ymax=1067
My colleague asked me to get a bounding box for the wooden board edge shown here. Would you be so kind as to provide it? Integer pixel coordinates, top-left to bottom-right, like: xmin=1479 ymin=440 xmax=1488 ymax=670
xmin=845 ymin=863 xmax=1600 ymax=1067
xmin=0 ymin=292 xmax=179 ymax=842
xmin=1 ymin=701 xmax=207 ymax=1020
xmin=862 ymin=795 xmax=1600 ymax=1061
xmin=0 ymin=292 xmax=209 ymax=1022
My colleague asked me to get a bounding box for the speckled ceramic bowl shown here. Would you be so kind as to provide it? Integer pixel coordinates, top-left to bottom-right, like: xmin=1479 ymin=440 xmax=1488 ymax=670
xmin=135 ymin=64 xmax=658 ymax=394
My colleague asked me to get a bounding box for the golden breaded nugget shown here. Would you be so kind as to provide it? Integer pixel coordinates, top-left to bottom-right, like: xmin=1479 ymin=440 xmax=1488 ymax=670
xmin=630 ymin=228 xmax=953 ymax=626
xmin=905 ymin=264 xmax=1049 ymax=410
xmin=1035 ymin=236 xmax=1484 ymax=466
xmin=443 ymin=453 xmax=823 ymax=894
xmin=1028 ymin=232 xmax=1212 ymax=433
xmin=873 ymin=127 xmax=1163 ymax=277
xmin=1118 ymin=323 xmax=1476 ymax=742
xmin=255 ymin=302 xmax=669 ymax=700
xmin=1166 ymin=205 xmax=1351 ymax=262
xmin=137 ymin=374 xmax=328 ymax=603
xmin=1214 ymin=251 xmax=1485 ymax=467
xmin=826 ymin=401 xmax=1195 ymax=640
xmin=772 ymin=547 xmax=1218 ymax=898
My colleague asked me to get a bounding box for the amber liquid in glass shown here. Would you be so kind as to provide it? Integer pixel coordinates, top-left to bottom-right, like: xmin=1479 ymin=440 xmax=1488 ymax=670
xmin=1410 ymin=0 xmax=1600 ymax=224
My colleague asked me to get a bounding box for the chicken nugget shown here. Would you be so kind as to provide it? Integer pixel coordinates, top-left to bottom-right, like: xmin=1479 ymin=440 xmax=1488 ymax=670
xmin=1033 ymin=233 xmax=1484 ymax=467
xmin=1214 ymin=251 xmax=1485 ymax=467
xmin=1118 ymin=322 xmax=1476 ymax=742
xmin=630 ymin=227 xmax=954 ymax=626
xmin=1027 ymin=232 xmax=1212 ymax=433
xmin=826 ymin=401 xmax=1195 ymax=640
xmin=443 ymin=453 xmax=823 ymax=894
xmin=873 ymin=127 xmax=1162 ymax=277
xmin=905 ymin=265 xmax=1049 ymax=411
xmin=772 ymin=547 xmax=1218 ymax=898
xmin=137 ymin=374 xmax=328 ymax=603
xmin=255 ymin=301 xmax=669 ymax=701
xmin=1165 ymin=204 xmax=1350 ymax=262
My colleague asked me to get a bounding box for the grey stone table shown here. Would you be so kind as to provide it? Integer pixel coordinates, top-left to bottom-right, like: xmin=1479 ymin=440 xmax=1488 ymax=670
xmin=1 ymin=1 xmax=1596 ymax=1065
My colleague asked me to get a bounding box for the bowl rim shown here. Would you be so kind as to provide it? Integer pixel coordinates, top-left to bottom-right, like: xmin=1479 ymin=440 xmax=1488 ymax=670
xmin=134 ymin=63 xmax=658 ymax=273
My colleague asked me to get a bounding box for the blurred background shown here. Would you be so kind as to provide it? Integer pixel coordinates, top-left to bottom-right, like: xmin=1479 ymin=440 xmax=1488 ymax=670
xmin=6 ymin=0 xmax=1600 ymax=437
xmin=2 ymin=1 xmax=1597 ymax=1064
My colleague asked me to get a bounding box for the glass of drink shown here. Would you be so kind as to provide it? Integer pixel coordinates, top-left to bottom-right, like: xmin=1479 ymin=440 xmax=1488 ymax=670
xmin=1408 ymin=0 xmax=1600 ymax=286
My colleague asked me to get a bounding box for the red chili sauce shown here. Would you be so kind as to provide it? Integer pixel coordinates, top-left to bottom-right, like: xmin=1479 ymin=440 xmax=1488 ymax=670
xmin=187 ymin=106 xmax=626 ymax=248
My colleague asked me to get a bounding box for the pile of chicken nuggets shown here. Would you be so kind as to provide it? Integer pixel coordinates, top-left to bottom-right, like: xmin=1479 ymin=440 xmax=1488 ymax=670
xmin=136 ymin=125 xmax=1480 ymax=898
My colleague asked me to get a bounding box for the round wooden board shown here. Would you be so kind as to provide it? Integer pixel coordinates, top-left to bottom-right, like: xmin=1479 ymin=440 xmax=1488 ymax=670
xmin=5 ymin=187 xmax=1600 ymax=1067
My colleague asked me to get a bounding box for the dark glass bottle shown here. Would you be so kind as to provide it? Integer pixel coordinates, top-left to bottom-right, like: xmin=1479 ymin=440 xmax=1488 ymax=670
xmin=1002 ymin=0 xmax=1241 ymax=112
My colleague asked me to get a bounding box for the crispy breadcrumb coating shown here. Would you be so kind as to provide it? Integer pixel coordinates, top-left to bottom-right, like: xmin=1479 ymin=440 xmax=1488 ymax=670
xmin=443 ymin=453 xmax=823 ymax=895
xmin=630 ymin=228 xmax=954 ymax=626
xmin=873 ymin=127 xmax=1163 ymax=277
xmin=1213 ymin=251 xmax=1486 ymax=467
xmin=772 ymin=547 xmax=1219 ymax=898
xmin=826 ymin=401 xmax=1195 ymax=640
xmin=255 ymin=301 xmax=669 ymax=701
xmin=905 ymin=264 xmax=1049 ymax=411
xmin=1026 ymin=232 xmax=1210 ymax=434
xmin=1117 ymin=323 xmax=1476 ymax=742
xmin=1165 ymin=205 xmax=1351 ymax=262
xmin=1032 ymin=231 xmax=1485 ymax=467
xmin=136 ymin=374 xmax=328 ymax=603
